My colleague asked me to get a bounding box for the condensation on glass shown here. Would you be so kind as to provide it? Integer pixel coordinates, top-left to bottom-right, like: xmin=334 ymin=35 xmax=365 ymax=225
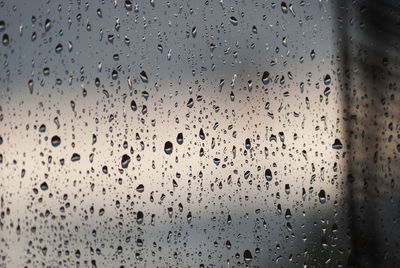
xmin=0 ymin=0 xmax=399 ymax=267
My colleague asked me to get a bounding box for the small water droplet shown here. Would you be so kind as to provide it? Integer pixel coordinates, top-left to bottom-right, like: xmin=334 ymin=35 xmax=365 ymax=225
xmin=177 ymin=133 xmax=183 ymax=145
xmin=28 ymin=79 xmax=34 ymax=94
xmin=2 ymin=34 xmax=9 ymax=45
xmin=191 ymin=26 xmax=197 ymax=37
xmin=310 ymin=49 xmax=316 ymax=60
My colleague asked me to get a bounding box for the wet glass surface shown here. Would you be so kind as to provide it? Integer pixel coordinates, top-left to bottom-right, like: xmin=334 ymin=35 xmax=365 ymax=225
xmin=0 ymin=1 xmax=399 ymax=267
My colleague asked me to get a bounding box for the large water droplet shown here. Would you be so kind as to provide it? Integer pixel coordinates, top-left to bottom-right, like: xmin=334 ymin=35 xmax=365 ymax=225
xmin=324 ymin=74 xmax=331 ymax=85
xmin=332 ymin=139 xmax=342 ymax=149
xmin=121 ymin=154 xmax=131 ymax=168
xmin=262 ymin=71 xmax=270 ymax=84
xmin=164 ymin=141 xmax=173 ymax=155
xmin=71 ymin=153 xmax=80 ymax=162
xmin=136 ymin=184 xmax=144 ymax=193
xmin=51 ymin=135 xmax=61 ymax=147
xmin=40 ymin=182 xmax=48 ymax=191
xmin=243 ymin=250 xmax=253 ymax=264
xmin=137 ymin=211 xmax=144 ymax=224
xmin=45 ymin=19 xmax=51 ymax=31
xmin=265 ymin=169 xmax=272 ymax=181
xmin=230 ymin=16 xmax=238 ymax=25
xmin=319 ymin=190 xmax=326 ymax=204
xmin=55 ymin=43 xmax=63 ymax=53
xmin=140 ymin=71 xmax=148 ymax=82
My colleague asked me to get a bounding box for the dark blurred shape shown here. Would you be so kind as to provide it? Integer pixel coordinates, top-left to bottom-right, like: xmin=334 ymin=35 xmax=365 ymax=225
xmin=336 ymin=0 xmax=400 ymax=267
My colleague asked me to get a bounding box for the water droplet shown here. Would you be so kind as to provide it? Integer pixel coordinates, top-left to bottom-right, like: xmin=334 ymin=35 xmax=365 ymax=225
xmin=230 ymin=16 xmax=238 ymax=25
xmin=39 ymin=124 xmax=46 ymax=132
xmin=45 ymin=19 xmax=51 ymax=31
xmin=28 ymin=79 xmax=34 ymax=94
xmin=112 ymin=70 xmax=118 ymax=80
xmin=140 ymin=71 xmax=148 ymax=82
xmin=31 ymin=32 xmax=37 ymax=41
xmin=281 ymin=2 xmax=288 ymax=13
xmin=177 ymin=133 xmax=183 ymax=145
xmin=121 ymin=154 xmax=131 ymax=168
xmin=187 ymin=98 xmax=194 ymax=108
xmin=167 ymin=49 xmax=172 ymax=60
xmin=245 ymin=138 xmax=251 ymax=149
xmin=243 ymin=250 xmax=253 ymax=264
xmin=289 ymin=4 xmax=296 ymax=16
xmin=282 ymin=36 xmax=287 ymax=46
xmin=324 ymin=74 xmax=331 ymax=85
xmin=55 ymin=43 xmax=63 ymax=53
xmin=262 ymin=71 xmax=270 ymax=84
xmin=191 ymin=26 xmax=197 ymax=37
xmin=285 ymin=184 xmax=290 ymax=194
xmin=199 ymin=128 xmax=205 ymax=140
xmin=99 ymin=208 xmax=105 ymax=216
xmin=2 ymin=34 xmax=9 ymax=45
xmin=40 ymin=182 xmax=48 ymax=191
xmin=265 ymin=169 xmax=272 ymax=181
xmin=248 ymin=80 xmax=253 ymax=91
xmin=137 ymin=211 xmax=144 ymax=224
xmin=136 ymin=184 xmax=144 ymax=193
xmin=71 ymin=153 xmax=81 ymax=162
xmin=219 ymin=79 xmax=225 ymax=89
xmin=164 ymin=141 xmax=173 ymax=155
xmin=319 ymin=190 xmax=326 ymax=204
xmin=324 ymin=87 xmax=331 ymax=97
xmin=125 ymin=0 xmax=132 ymax=10
xmin=310 ymin=49 xmax=316 ymax=60
xmin=230 ymin=91 xmax=235 ymax=101
xmin=285 ymin=208 xmax=292 ymax=219
xmin=332 ymin=139 xmax=342 ymax=149
xmin=130 ymin=100 xmax=137 ymax=111
xmin=51 ymin=135 xmax=61 ymax=147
